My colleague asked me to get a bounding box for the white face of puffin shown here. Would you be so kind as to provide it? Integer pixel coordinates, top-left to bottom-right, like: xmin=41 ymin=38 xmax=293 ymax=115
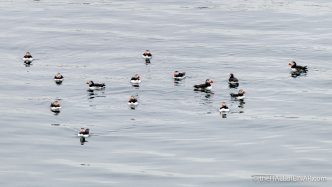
xmin=55 ymin=73 xmax=61 ymax=78
xmin=208 ymin=79 xmax=214 ymax=84
xmin=288 ymin=61 xmax=298 ymax=72
xmin=173 ymin=71 xmax=181 ymax=77
xmin=288 ymin=61 xmax=296 ymax=67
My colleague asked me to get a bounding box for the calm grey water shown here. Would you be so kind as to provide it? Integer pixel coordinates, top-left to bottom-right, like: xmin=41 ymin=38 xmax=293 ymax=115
xmin=0 ymin=0 xmax=331 ymax=186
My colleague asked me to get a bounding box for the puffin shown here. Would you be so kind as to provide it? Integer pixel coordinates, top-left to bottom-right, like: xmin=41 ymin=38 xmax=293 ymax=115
xmin=86 ymin=80 xmax=105 ymax=90
xmin=128 ymin=96 xmax=138 ymax=104
xmin=194 ymin=79 xmax=214 ymax=91
xmin=219 ymin=102 xmax=230 ymax=112
xmin=78 ymin=128 xmax=90 ymax=137
xmin=22 ymin=52 xmax=33 ymax=65
xmin=128 ymin=96 xmax=138 ymax=109
xmin=54 ymin=73 xmax=64 ymax=84
xmin=228 ymin=73 xmax=239 ymax=87
xmin=288 ymin=61 xmax=308 ymax=72
xmin=230 ymin=89 xmax=246 ymax=100
xmin=142 ymin=50 xmax=152 ymax=63
xmin=173 ymin=71 xmax=186 ymax=80
xmin=50 ymin=100 xmax=61 ymax=112
xmin=130 ymin=74 xmax=141 ymax=84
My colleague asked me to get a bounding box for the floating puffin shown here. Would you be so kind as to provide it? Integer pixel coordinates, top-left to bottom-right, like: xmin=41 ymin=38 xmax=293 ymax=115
xmin=86 ymin=80 xmax=105 ymax=90
xmin=173 ymin=71 xmax=186 ymax=80
xmin=219 ymin=102 xmax=230 ymax=112
xmin=128 ymin=96 xmax=138 ymax=108
xmin=142 ymin=50 xmax=152 ymax=63
xmin=50 ymin=100 xmax=61 ymax=113
xmin=54 ymin=73 xmax=64 ymax=84
xmin=78 ymin=128 xmax=90 ymax=138
xmin=228 ymin=73 xmax=239 ymax=88
xmin=22 ymin=52 xmax=33 ymax=65
xmin=130 ymin=74 xmax=141 ymax=84
xmin=194 ymin=79 xmax=214 ymax=91
xmin=288 ymin=61 xmax=308 ymax=73
xmin=230 ymin=89 xmax=246 ymax=100
xmin=78 ymin=128 xmax=90 ymax=145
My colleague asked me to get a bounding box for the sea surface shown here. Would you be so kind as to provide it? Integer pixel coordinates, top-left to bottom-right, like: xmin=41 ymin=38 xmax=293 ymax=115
xmin=0 ymin=0 xmax=331 ymax=186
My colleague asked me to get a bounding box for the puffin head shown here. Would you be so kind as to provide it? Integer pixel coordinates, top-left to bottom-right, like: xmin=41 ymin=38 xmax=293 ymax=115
xmin=239 ymin=89 xmax=245 ymax=94
xmin=206 ymin=79 xmax=214 ymax=83
xmin=86 ymin=80 xmax=93 ymax=85
xmin=288 ymin=61 xmax=296 ymax=67
xmin=230 ymin=73 xmax=234 ymax=78
xmin=53 ymin=100 xmax=61 ymax=106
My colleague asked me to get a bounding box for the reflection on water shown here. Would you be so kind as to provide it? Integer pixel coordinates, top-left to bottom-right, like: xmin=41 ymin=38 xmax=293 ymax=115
xmin=24 ymin=63 xmax=32 ymax=67
xmin=87 ymin=90 xmax=95 ymax=99
xmin=87 ymin=90 xmax=106 ymax=100
xmin=173 ymin=78 xmax=186 ymax=86
xmin=238 ymin=100 xmax=245 ymax=108
xmin=55 ymin=80 xmax=63 ymax=85
xmin=195 ymin=90 xmax=214 ymax=102
xmin=129 ymin=105 xmax=137 ymax=110
xmin=220 ymin=112 xmax=227 ymax=118
xmin=238 ymin=100 xmax=245 ymax=113
xmin=80 ymin=136 xmax=87 ymax=145
xmin=131 ymin=84 xmax=139 ymax=88
xmin=195 ymin=90 xmax=215 ymax=114
xmin=290 ymin=71 xmax=308 ymax=78
xmin=229 ymin=83 xmax=239 ymax=88
xmin=173 ymin=80 xmax=182 ymax=86
xmin=204 ymin=91 xmax=214 ymax=99
xmin=228 ymin=99 xmax=246 ymax=114
xmin=51 ymin=111 xmax=60 ymax=115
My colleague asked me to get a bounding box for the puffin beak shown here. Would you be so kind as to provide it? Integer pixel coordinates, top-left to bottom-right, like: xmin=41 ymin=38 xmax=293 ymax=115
xmin=288 ymin=63 xmax=292 ymax=66
xmin=210 ymin=80 xmax=214 ymax=83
